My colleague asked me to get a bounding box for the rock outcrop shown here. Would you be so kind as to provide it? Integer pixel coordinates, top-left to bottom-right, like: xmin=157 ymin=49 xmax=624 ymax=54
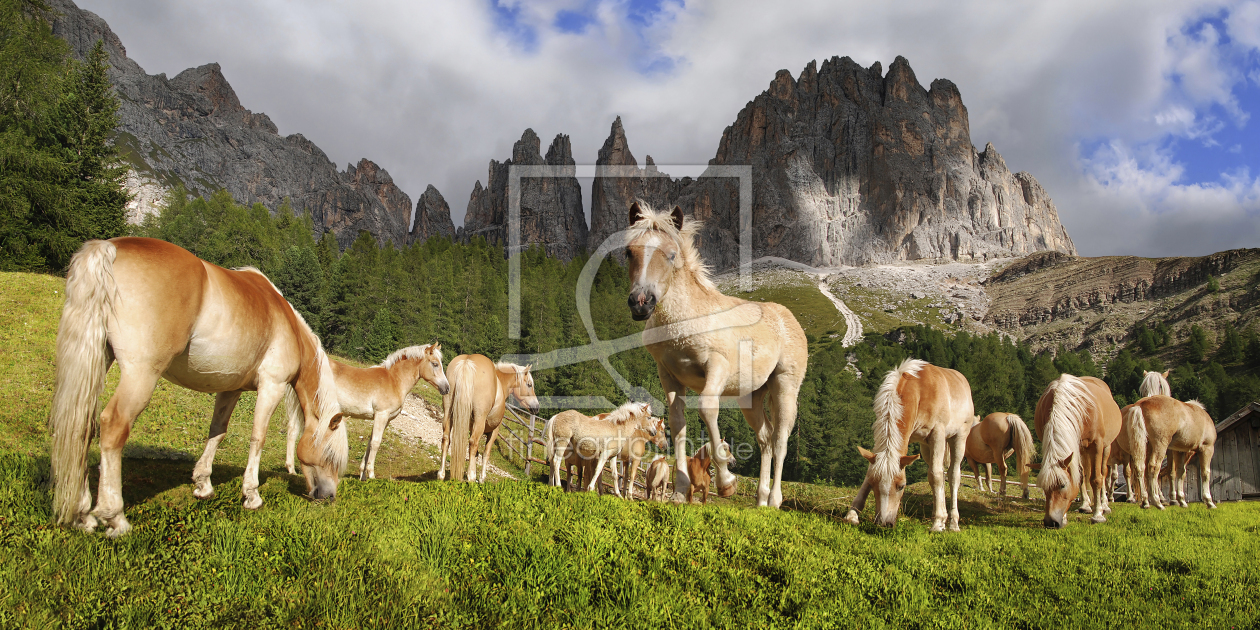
xmin=410 ymin=185 xmax=457 ymax=243
xmin=590 ymin=57 xmax=1077 ymax=270
xmin=48 ymin=0 xmax=420 ymax=248
xmin=462 ymin=129 xmax=588 ymax=261
xmin=588 ymin=117 xmax=688 ymax=257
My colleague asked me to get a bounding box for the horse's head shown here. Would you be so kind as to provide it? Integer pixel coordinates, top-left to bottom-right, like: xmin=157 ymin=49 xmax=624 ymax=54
xmin=508 ymin=364 xmax=539 ymax=414
xmin=421 ymin=343 xmax=450 ymax=395
xmin=858 ymin=446 xmax=921 ymax=527
xmin=648 ymin=416 xmax=669 ymax=450
xmin=297 ymin=411 xmax=347 ymax=500
xmin=625 ymin=201 xmax=687 ymax=321
xmin=1040 ymin=452 xmax=1077 ymax=528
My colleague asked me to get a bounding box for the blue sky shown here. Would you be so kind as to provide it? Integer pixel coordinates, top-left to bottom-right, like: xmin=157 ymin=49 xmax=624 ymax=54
xmin=78 ymin=0 xmax=1260 ymax=257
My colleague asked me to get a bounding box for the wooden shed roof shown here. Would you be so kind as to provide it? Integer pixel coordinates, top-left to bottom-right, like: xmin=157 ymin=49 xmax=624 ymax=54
xmin=1217 ymin=401 xmax=1260 ymax=434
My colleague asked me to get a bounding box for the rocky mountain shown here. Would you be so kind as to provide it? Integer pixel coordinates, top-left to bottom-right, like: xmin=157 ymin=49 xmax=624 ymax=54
xmin=47 ymin=0 xmax=451 ymax=249
xmin=461 ymin=129 xmax=588 ymax=261
xmin=410 ymin=185 xmax=457 ymax=243
xmin=590 ymin=56 xmax=1077 ymax=270
xmin=588 ymin=117 xmax=687 ymax=258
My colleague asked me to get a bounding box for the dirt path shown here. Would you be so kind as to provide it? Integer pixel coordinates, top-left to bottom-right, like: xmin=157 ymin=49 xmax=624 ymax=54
xmin=388 ymin=394 xmax=515 ymax=480
xmin=817 ymin=279 xmax=863 ymax=347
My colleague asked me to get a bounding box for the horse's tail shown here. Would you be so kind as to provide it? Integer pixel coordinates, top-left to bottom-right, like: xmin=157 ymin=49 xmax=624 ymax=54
xmin=448 ymin=360 xmax=477 ymax=482
xmin=284 ymin=385 xmax=302 ymax=474
xmin=49 ymin=239 xmax=118 ymax=526
xmin=1008 ymin=414 xmax=1035 ymax=477
xmin=1125 ymin=404 xmax=1148 ymax=470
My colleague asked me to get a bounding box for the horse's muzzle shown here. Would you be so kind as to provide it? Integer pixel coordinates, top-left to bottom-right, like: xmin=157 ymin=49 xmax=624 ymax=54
xmin=628 ymin=291 xmax=656 ymax=321
xmin=1043 ymin=515 xmax=1064 ymax=529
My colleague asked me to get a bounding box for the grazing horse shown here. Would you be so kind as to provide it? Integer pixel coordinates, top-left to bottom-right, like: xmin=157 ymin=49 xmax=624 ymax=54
xmin=1034 ymin=374 xmax=1122 ymax=528
xmin=843 ymin=359 xmax=975 ymax=532
xmin=544 ymin=402 xmax=656 ymax=495
xmin=1124 ymin=396 xmax=1217 ymax=509
xmin=965 ymin=413 xmax=1035 ymax=499
xmin=439 ymin=355 xmax=539 ymax=483
xmin=625 ymin=202 xmax=808 ymax=508
xmin=645 ymin=456 xmax=671 ymax=501
xmin=50 ymin=238 xmax=347 ymax=537
xmin=284 ymin=344 xmax=450 ymax=480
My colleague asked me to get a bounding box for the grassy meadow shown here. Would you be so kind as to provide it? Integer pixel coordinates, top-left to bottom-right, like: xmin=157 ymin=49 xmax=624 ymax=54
xmin=4 ymin=271 xmax=1260 ymax=628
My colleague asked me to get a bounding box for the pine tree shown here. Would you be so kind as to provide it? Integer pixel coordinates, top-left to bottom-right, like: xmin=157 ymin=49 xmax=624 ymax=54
xmin=274 ymin=245 xmax=325 ymax=330
xmin=1218 ymin=323 xmax=1244 ymax=364
xmin=365 ymin=307 xmax=396 ymax=363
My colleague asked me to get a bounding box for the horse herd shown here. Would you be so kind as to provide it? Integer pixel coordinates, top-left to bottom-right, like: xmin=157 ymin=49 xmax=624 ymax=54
xmin=45 ymin=200 xmax=1212 ymax=537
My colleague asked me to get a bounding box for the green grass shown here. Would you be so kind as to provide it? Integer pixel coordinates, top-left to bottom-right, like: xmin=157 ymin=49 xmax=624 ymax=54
xmin=7 ymin=271 xmax=1260 ymax=628
xmin=828 ymin=278 xmax=951 ymax=335
xmin=725 ymin=276 xmax=847 ymax=342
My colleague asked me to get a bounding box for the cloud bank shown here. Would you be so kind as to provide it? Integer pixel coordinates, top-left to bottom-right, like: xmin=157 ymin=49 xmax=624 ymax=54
xmin=79 ymin=0 xmax=1260 ymax=257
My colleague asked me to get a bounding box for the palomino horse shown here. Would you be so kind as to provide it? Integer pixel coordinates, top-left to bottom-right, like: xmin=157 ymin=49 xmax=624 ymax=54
xmin=645 ymin=456 xmax=671 ymax=501
xmin=285 ymin=344 xmax=450 ymax=480
xmin=625 ymin=202 xmax=808 ymax=508
xmin=615 ymin=415 xmax=669 ymax=498
xmin=439 ymin=355 xmax=539 ymax=483
xmin=50 ymin=238 xmax=347 ymax=537
xmin=1095 ymin=369 xmax=1169 ymax=505
xmin=965 ymin=413 xmax=1035 ymax=499
xmin=1124 ymin=395 xmax=1217 ymax=509
xmin=843 ymin=359 xmax=975 ymax=532
xmin=1139 ymin=370 xmax=1172 ymax=397
xmin=1034 ymin=374 xmax=1122 ymax=528
xmin=544 ymin=402 xmax=656 ymax=495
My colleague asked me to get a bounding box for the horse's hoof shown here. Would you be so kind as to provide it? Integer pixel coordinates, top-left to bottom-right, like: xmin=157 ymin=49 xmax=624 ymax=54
xmin=104 ymin=518 xmax=131 ymax=538
xmin=1077 ymin=505 xmax=1092 ymax=514
xmin=841 ymin=510 xmax=860 ymax=525
xmin=1103 ymin=506 xmax=1112 ymax=515
xmin=73 ymin=514 xmax=99 ymax=532
xmin=192 ymin=485 xmax=215 ymax=500
xmin=929 ymin=524 xmax=946 ymax=533
xmin=670 ymin=492 xmax=687 ymax=504
xmin=243 ymin=495 xmax=264 ymax=510
xmin=1090 ymin=514 xmax=1107 ymax=524
xmin=948 ymin=523 xmax=961 ymax=532
xmin=1207 ymin=502 xmax=1217 ymax=509
xmin=286 ymin=466 xmax=296 ymax=475
xmin=1155 ymin=503 xmax=1165 ymax=511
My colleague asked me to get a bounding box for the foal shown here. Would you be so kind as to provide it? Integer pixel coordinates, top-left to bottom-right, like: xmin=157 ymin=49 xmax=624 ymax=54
xmin=687 ymin=441 xmax=731 ymax=505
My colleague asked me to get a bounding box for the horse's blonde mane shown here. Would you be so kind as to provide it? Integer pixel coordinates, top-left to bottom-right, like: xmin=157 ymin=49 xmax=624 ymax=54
xmin=626 ymin=200 xmax=715 ymax=291
xmin=1037 ymin=374 xmax=1089 ymax=492
xmin=604 ymin=401 xmax=648 ymax=425
xmin=1139 ymin=371 xmax=1171 ymax=398
xmin=380 ymin=344 xmax=439 ymax=369
xmin=869 ymin=358 xmax=927 ymax=482
xmin=1185 ymin=399 xmax=1206 ymax=411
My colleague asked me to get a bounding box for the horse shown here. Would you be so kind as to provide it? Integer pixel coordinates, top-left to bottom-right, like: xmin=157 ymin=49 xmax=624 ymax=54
xmin=625 ymin=201 xmax=808 ymax=508
xmin=1124 ymin=395 xmax=1217 ymax=509
xmin=1034 ymin=374 xmax=1122 ymax=528
xmin=615 ymin=415 xmax=669 ymax=499
xmin=284 ymin=344 xmax=450 ymax=481
xmin=544 ymin=402 xmax=656 ymax=495
xmin=49 ymin=237 xmax=347 ymax=537
xmin=842 ymin=359 xmax=975 ymax=532
xmin=1139 ymin=370 xmax=1172 ymax=397
xmin=686 ymin=440 xmax=731 ymax=505
xmin=1105 ymin=426 xmax=1145 ymax=504
xmin=964 ymin=412 xmax=1035 ymax=499
xmin=645 ymin=456 xmax=671 ymax=501
xmin=438 ymin=355 xmax=539 ymax=483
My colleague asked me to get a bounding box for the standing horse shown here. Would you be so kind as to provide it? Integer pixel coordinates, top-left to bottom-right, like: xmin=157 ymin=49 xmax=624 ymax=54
xmin=615 ymin=415 xmax=669 ymax=499
xmin=1139 ymin=370 xmax=1172 ymax=397
xmin=965 ymin=412 xmax=1035 ymax=499
xmin=645 ymin=456 xmax=671 ymax=501
xmin=50 ymin=238 xmax=347 ymax=537
xmin=284 ymin=344 xmax=450 ymax=480
xmin=1124 ymin=395 xmax=1217 ymax=509
xmin=625 ymin=202 xmax=808 ymax=508
xmin=842 ymin=359 xmax=975 ymax=532
xmin=544 ymin=402 xmax=655 ymax=494
xmin=438 ymin=355 xmax=539 ymax=483
xmin=1034 ymin=374 xmax=1122 ymax=528
xmin=1105 ymin=427 xmax=1144 ymax=504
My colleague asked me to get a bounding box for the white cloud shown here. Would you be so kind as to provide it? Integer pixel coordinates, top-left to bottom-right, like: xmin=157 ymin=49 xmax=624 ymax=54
xmin=77 ymin=0 xmax=1260 ymax=257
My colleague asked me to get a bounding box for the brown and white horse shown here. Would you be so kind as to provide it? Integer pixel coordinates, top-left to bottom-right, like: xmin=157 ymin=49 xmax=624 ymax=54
xmin=1124 ymin=395 xmax=1217 ymax=509
xmin=1034 ymin=374 xmax=1122 ymax=528
xmin=843 ymin=359 xmax=975 ymax=532
xmin=965 ymin=412 xmax=1035 ymax=499
xmin=438 ymin=354 xmax=539 ymax=483
xmin=285 ymin=344 xmax=450 ymax=480
xmin=625 ymin=202 xmax=808 ymax=507
xmin=50 ymin=238 xmax=347 ymax=537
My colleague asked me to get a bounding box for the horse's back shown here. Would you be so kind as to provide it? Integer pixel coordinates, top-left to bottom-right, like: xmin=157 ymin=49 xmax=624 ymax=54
xmin=108 ymin=238 xmax=208 ymax=347
xmin=906 ymin=364 xmax=974 ymax=436
xmin=1077 ymin=376 xmax=1122 ymax=445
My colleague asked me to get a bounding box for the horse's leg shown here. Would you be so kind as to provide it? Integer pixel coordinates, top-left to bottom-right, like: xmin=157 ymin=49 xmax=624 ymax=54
xmin=192 ymin=391 xmax=244 ymax=500
xmin=984 ymin=463 xmax=993 ymax=494
xmin=1174 ymin=451 xmax=1190 ymax=507
xmin=92 ymin=367 xmax=161 ymax=538
xmin=947 ymin=430 xmax=966 ymax=531
xmin=1099 ymin=445 xmax=1112 ymax=515
xmin=997 ymin=457 xmax=1009 ymax=499
xmin=695 ymin=358 xmax=738 ymax=499
xmin=660 ymin=368 xmax=689 ymax=503
xmin=587 ymin=451 xmax=612 ymax=493
xmin=466 ymin=413 xmax=487 ymax=483
xmin=437 ymin=394 xmax=453 ymax=481
xmin=479 ymin=423 xmax=503 ymax=483
xmin=924 ymin=436 xmax=948 ymax=533
xmin=843 ymin=477 xmax=872 ymax=524
xmin=241 ymin=382 xmax=287 ymax=510
xmin=740 ymin=388 xmax=771 ymax=505
xmin=767 ymin=373 xmax=800 ymax=508
xmin=359 ymin=410 xmax=391 ymax=481
xmin=1198 ymin=445 xmax=1216 ymax=508
xmin=1145 ymin=438 xmax=1170 ymax=510
xmin=626 ymin=456 xmax=643 ymax=500
xmin=1089 ymin=447 xmax=1108 ymax=524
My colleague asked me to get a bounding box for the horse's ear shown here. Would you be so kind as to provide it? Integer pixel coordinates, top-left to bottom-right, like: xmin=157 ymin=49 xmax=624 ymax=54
xmin=857 ymin=446 xmax=876 ymax=463
xmin=1162 ymin=370 xmax=1170 ymax=378
xmin=1057 ymin=453 xmax=1073 ymax=469
xmin=328 ymin=413 xmax=345 ymax=432
xmin=670 ymin=206 xmax=684 ymax=230
xmin=900 ymin=453 xmax=920 ymax=468
xmin=628 ymin=201 xmax=643 ymax=226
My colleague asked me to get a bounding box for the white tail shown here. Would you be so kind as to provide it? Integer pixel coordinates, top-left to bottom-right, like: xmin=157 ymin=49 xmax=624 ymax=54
xmin=49 ymin=240 xmax=118 ymax=525
xmin=1124 ymin=404 xmax=1148 ymax=503
xmin=447 ymin=360 xmax=477 ymax=482
xmin=1008 ymin=414 xmax=1035 ymax=477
